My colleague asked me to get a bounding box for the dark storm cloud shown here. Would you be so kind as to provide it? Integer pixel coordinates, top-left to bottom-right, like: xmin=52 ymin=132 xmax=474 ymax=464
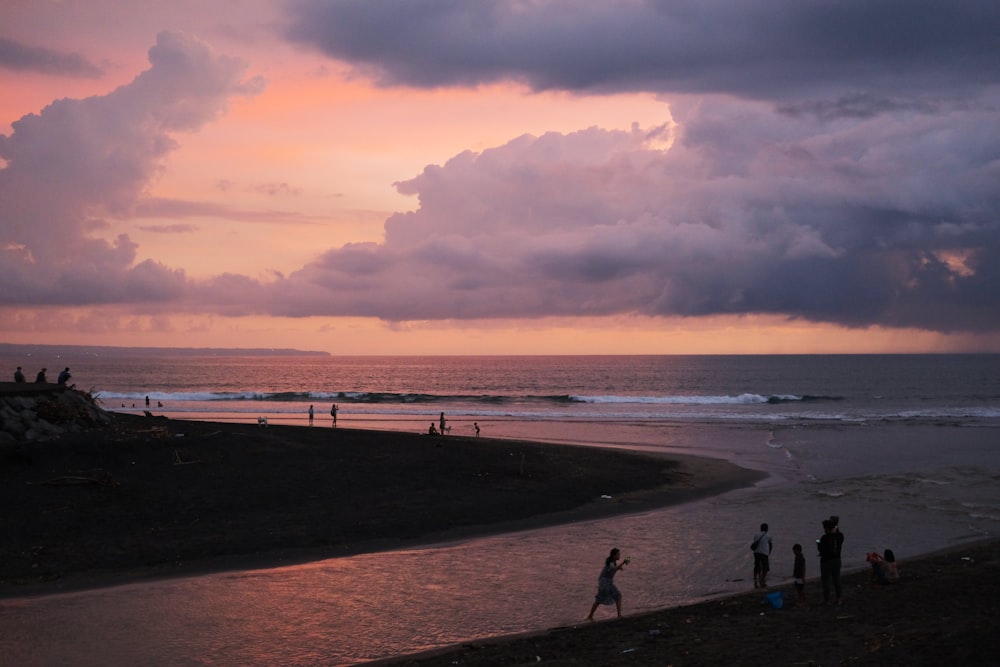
xmin=284 ymin=0 xmax=1000 ymax=101
xmin=256 ymin=106 xmax=1000 ymax=332
xmin=260 ymin=0 xmax=1000 ymax=334
xmin=0 ymin=36 xmax=104 ymax=77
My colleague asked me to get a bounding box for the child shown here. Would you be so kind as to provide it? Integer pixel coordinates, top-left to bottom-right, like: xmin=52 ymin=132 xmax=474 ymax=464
xmin=792 ymin=543 xmax=806 ymax=606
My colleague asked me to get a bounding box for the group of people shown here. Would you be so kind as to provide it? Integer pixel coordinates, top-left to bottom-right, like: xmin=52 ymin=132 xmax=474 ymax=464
xmin=750 ymin=515 xmax=896 ymax=609
xmin=428 ymin=413 xmax=481 ymax=437
xmin=428 ymin=412 xmax=449 ymax=436
xmin=13 ymin=366 xmax=71 ymax=386
xmin=307 ymin=403 xmax=339 ymax=426
xmin=588 ymin=514 xmax=898 ymax=621
xmin=752 ymin=516 xmax=846 ymax=606
xmin=587 ymin=516 xmax=899 ymax=621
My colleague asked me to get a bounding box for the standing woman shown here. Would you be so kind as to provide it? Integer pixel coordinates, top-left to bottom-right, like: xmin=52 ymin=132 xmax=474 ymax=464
xmin=586 ymin=547 xmax=629 ymax=620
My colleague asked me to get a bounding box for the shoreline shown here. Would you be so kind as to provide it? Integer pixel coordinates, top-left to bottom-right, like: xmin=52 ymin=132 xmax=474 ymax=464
xmin=1 ymin=413 xmax=763 ymax=599
xmin=373 ymin=536 xmax=1000 ymax=666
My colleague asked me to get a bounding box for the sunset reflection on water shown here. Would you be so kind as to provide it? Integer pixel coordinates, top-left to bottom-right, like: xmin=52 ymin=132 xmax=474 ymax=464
xmin=3 ymin=422 xmax=996 ymax=665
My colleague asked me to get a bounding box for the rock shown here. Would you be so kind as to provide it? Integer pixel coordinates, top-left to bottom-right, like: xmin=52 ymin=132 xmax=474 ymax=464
xmin=0 ymin=385 xmax=110 ymax=442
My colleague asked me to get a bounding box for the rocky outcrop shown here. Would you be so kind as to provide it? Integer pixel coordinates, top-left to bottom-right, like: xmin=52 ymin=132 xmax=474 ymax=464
xmin=0 ymin=385 xmax=111 ymax=444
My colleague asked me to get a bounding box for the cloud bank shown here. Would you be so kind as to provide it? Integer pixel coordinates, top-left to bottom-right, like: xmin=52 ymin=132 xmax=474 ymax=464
xmin=284 ymin=0 xmax=1000 ymax=103
xmin=263 ymin=105 xmax=999 ymax=331
xmin=0 ymin=36 xmax=104 ymax=78
xmin=0 ymin=31 xmax=261 ymax=306
xmin=270 ymin=0 xmax=1000 ymax=332
xmin=3 ymin=3 xmax=998 ymax=338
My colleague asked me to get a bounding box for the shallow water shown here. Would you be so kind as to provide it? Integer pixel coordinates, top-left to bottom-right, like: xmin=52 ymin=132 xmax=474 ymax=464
xmin=1 ymin=420 xmax=997 ymax=666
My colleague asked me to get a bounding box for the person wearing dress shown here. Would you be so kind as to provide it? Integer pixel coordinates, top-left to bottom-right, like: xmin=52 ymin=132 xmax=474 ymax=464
xmin=587 ymin=547 xmax=629 ymax=620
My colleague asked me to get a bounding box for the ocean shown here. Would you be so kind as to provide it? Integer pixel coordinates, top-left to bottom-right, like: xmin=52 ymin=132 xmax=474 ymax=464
xmin=13 ymin=352 xmax=998 ymax=429
xmin=2 ymin=352 xmax=999 ymax=665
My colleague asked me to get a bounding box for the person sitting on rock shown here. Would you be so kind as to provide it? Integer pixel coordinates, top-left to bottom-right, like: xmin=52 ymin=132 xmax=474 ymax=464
xmin=35 ymin=368 xmax=47 ymax=383
xmin=57 ymin=367 xmax=72 ymax=386
xmin=14 ymin=366 xmax=25 ymax=382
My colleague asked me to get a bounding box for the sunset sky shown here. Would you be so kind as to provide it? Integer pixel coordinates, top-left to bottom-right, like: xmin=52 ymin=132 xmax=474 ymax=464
xmin=2 ymin=1 xmax=998 ymax=354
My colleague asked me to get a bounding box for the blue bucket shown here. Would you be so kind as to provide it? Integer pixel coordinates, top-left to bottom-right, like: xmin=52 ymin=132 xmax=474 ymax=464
xmin=765 ymin=591 xmax=783 ymax=609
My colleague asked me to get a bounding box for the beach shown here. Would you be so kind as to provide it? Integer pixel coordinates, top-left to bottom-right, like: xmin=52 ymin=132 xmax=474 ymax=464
xmin=1 ymin=411 xmax=759 ymax=596
xmin=3 ymin=407 xmax=999 ymax=664
xmin=376 ymin=538 xmax=1000 ymax=666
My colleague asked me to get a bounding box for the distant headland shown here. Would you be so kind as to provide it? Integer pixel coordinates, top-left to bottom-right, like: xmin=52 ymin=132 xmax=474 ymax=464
xmin=0 ymin=343 xmax=330 ymax=358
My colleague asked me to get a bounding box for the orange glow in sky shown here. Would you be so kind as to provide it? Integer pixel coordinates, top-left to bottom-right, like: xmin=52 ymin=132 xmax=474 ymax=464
xmin=2 ymin=2 xmax=998 ymax=354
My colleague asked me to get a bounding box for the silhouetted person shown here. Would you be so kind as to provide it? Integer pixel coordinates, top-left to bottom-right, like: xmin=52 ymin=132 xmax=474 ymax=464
xmin=587 ymin=548 xmax=629 ymax=620
xmin=308 ymin=404 xmax=314 ymax=424
xmin=474 ymin=422 xmax=480 ymax=437
xmin=818 ymin=518 xmax=845 ymax=604
xmin=14 ymin=366 xmax=25 ymax=383
xmin=428 ymin=423 xmax=439 ymax=435
xmin=330 ymin=403 xmax=338 ymax=425
xmin=439 ymin=411 xmax=447 ymax=435
xmin=752 ymin=522 xmax=773 ymax=588
xmin=146 ymin=395 xmax=150 ymax=407
xmin=57 ymin=367 xmax=71 ymax=386
xmin=35 ymin=368 xmax=47 ymax=383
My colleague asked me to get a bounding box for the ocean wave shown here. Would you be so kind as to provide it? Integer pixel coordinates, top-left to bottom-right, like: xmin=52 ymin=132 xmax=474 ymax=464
xmin=571 ymin=393 xmax=842 ymax=405
xmin=98 ymin=390 xmax=839 ymax=406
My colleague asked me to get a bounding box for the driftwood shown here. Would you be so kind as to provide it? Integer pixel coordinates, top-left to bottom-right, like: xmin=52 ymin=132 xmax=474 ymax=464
xmin=30 ymin=470 xmax=118 ymax=487
xmin=173 ymin=449 xmax=200 ymax=465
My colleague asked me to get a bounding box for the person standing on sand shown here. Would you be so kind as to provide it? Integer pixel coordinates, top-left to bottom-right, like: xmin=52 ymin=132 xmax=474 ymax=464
xmin=330 ymin=403 xmax=338 ymax=426
xmin=818 ymin=518 xmax=845 ymax=604
xmin=308 ymin=404 xmax=314 ymax=424
xmin=752 ymin=522 xmax=773 ymax=588
xmin=439 ymin=411 xmax=447 ymax=435
xmin=792 ymin=543 xmax=806 ymax=606
xmin=14 ymin=366 xmax=25 ymax=382
xmin=474 ymin=422 xmax=480 ymax=437
xmin=587 ymin=548 xmax=629 ymax=621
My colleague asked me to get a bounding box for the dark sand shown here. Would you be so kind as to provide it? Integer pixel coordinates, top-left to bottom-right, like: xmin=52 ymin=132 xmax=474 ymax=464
xmin=0 ymin=412 xmax=758 ymax=596
xmin=3 ymin=412 xmax=998 ymax=665
xmin=376 ymin=539 xmax=1000 ymax=666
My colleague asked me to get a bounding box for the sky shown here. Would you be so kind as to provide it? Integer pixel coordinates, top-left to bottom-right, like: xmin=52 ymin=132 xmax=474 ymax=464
xmin=1 ymin=0 xmax=998 ymax=355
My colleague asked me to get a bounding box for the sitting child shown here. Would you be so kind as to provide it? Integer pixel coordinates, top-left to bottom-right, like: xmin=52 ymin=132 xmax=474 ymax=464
xmin=866 ymin=549 xmax=900 ymax=584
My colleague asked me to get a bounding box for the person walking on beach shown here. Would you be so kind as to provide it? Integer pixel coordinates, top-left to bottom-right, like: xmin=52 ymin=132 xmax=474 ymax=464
xmin=752 ymin=522 xmax=773 ymax=588
xmin=439 ymin=411 xmax=447 ymax=435
xmin=818 ymin=518 xmax=845 ymax=604
xmin=35 ymin=368 xmax=47 ymax=383
xmin=474 ymin=422 xmax=480 ymax=437
xmin=330 ymin=403 xmax=338 ymax=426
xmin=308 ymin=404 xmax=314 ymax=424
xmin=14 ymin=366 xmax=25 ymax=383
xmin=792 ymin=543 xmax=806 ymax=606
xmin=587 ymin=547 xmax=629 ymax=621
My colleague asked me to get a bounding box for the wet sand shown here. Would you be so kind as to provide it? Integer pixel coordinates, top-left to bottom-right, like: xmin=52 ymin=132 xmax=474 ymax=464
xmin=5 ymin=412 xmax=998 ymax=666
xmin=375 ymin=538 xmax=1000 ymax=666
xmin=0 ymin=412 xmax=760 ymax=597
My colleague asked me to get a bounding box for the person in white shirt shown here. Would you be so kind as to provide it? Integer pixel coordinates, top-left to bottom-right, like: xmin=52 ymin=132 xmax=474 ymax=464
xmin=752 ymin=522 xmax=773 ymax=588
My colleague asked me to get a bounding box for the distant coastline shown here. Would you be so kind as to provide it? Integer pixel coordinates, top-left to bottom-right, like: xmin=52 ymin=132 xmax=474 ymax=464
xmin=0 ymin=343 xmax=330 ymax=358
